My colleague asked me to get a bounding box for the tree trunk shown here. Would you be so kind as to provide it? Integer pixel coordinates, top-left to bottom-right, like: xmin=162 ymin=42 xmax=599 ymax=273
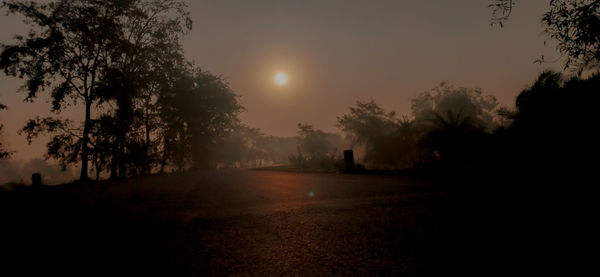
xmin=118 ymin=137 xmax=126 ymax=178
xmin=80 ymin=100 xmax=91 ymax=181
xmin=110 ymin=141 xmax=118 ymax=179
xmin=95 ymin=160 xmax=100 ymax=181
xmin=159 ymin=139 xmax=167 ymax=174
xmin=191 ymin=134 xmax=204 ymax=169
xmin=144 ymin=98 xmax=151 ymax=175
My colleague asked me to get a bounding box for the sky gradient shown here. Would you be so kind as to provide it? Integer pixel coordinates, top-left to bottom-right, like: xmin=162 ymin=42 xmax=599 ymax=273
xmin=1 ymin=0 xmax=561 ymax=162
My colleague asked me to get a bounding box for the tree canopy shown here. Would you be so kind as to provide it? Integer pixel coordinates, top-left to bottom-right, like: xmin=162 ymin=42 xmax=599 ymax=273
xmin=411 ymin=82 xmax=499 ymax=132
xmin=158 ymin=68 xmax=243 ymax=169
xmin=0 ymin=0 xmax=191 ymax=180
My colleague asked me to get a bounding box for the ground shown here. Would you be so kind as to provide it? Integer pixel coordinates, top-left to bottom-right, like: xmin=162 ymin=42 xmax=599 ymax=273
xmin=1 ymin=170 xmax=499 ymax=276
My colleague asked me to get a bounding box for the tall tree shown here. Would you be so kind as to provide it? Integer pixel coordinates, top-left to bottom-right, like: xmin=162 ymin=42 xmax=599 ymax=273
xmin=0 ymin=0 xmax=191 ymax=180
xmin=1 ymin=0 xmax=129 ymax=180
xmin=103 ymin=0 xmax=190 ymax=177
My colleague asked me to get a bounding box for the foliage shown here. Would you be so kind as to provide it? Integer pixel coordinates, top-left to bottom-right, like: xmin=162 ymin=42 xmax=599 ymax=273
xmin=337 ymin=101 xmax=397 ymax=147
xmin=19 ymin=117 xmax=82 ymax=170
xmin=490 ymin=69 xmax=600 ymax=181
xmin=0 ymin=0 xmax=191 ymax=180
xmin=337 ymin=101 xmax=422 ymax=169
xmin=412 ymin=82 xmax=499 ymax=132
xmin=490 ymin=0 xmax=600 ymax=73
xmin=542 ymin=0 xmax=600 ymax=73
xmin=411 ymin=83 xmax=498 ymax=165
xmin=158 ymin=68 xmax=243 ymax=169
xmin=489 ymin=0 xmax=515 ymax=27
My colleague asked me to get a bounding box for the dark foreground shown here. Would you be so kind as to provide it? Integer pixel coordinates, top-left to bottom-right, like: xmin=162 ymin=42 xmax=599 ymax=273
xmin=1 ymin=170 xmax=524 ymax=276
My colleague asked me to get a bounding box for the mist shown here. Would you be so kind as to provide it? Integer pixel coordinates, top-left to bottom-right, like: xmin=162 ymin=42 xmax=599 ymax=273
xmin=0 ymin=159 xmax=77 ymax=186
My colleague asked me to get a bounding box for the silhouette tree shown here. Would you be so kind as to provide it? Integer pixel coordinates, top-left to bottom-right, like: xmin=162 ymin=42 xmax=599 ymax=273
xmin=411 ymin=83 xmax=498 ymax=165
xmin=289 ymin=123 xmax=343 ymax=169
xmin=412 ymin=82 xmax=499 ymax=132
xmin=490 ymin=0 xmax=600 ymax=73
xmin=19 ymin=117 xmax=82 ymax=170
xmin=388 ymin=117 xmax=423 ymax=169
xmin=159 ymin=68 xmax=243 ymax=169
xmin=0 ymin=0 xmax=130 ymax=180
xmin=0 ymin=102 xmax=10 ymax=159
xmin=337 ymin=101 xmax=408 ymax=168
xmin=0 ymin=0 xmax=191 ymax=180
xmin=497 ymin=70 xmax=600 ymax=173
xmin=543 ymin=1 xmax=600 ymax=72
xmin=88 ymin=116 xmax=117 ymax=180
xmin=337 ymin=101 xmax=397 ymax=146
xmin=99 ymin=0 xmax=190 ymax=177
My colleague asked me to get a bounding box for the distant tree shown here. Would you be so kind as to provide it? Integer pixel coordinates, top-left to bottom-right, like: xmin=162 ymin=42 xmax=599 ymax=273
xmin=490 ymin=0 xmax=600 ymax=73
xmin=388 ymin=117 xmax=423 ymax=168
xmin=258 ymin=136 xmax=299 ymax=165
xmin=412 ymin=83 xmax=498 ymax=164
xmin=159 ymin=69 xmax=243 ymax=169
xmin=289 ymin=123 xmax=343 ymax=169
xmin=296 ymin=124 xmax=339 ymax=161
xmin=217 ymin=125 xmax=270 ymax=168
xmin=0 ymin=0 xmax=191 ymax=180
xmin=412 ymin=82 xmax=499 ymax=132
xmin=337 ymin=101 xmax=398 ymax=147
xmin=337 ymin=101 xmax=406 ymax=168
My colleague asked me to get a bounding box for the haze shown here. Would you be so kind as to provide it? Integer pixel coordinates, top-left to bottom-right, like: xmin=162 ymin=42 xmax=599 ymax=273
xmin=0 ymin=0 xmax=559 ymax=162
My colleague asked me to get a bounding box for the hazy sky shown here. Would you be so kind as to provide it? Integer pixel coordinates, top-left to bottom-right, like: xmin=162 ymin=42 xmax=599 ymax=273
xmin=0 ymin=0 xmax=561 ymax=162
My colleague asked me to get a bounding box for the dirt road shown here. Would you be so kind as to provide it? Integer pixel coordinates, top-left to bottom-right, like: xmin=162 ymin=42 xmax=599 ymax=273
xmin=1 ymin=170 xmax=484 ymax=276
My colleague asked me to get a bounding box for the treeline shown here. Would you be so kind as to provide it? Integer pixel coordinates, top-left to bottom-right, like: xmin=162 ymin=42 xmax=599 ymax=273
xmin=288 ymin=123 xmax=346 ymax=170
xmin=288 ymin=82 xmax=499 ymax=172
xmin=291 ymin=71 xmax=599 ymax=180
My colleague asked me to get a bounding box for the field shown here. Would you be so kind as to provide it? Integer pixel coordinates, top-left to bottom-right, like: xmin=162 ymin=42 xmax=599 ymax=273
xmin=1 ymin=170 xmax=503 ymax=276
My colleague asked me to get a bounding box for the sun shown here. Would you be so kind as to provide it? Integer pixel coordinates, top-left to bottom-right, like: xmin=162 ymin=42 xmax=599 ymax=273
xmin=274 ymin=72 xmax=288 ymax=86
